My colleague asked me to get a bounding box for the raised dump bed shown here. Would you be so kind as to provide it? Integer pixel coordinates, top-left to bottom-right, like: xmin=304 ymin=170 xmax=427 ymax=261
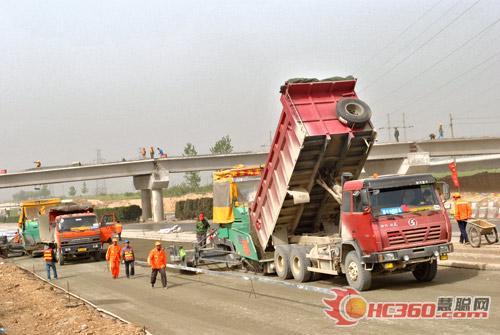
xmin=250 ymin=78 xmax=376 ymax=252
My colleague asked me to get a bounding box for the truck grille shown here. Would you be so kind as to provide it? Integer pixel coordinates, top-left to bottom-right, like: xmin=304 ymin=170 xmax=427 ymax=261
xmin=387 ymin=225 xmax=442 ymax=246
xmin=60 ymin=236 xmax=100 ymax=246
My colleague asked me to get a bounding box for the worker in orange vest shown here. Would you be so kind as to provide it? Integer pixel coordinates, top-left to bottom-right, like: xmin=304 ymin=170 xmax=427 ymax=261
xmin=106 ymin=237 xmax=122 ymax=279
xmin=452 ymin=193 xmax=472 ymax=244
xmin=148 ymin=241 xmax=167 ymax=288
xmin=121 ymin=240 xmax=135 ymax=278
xmin=43 ymin=242 xmax=58 ymax=280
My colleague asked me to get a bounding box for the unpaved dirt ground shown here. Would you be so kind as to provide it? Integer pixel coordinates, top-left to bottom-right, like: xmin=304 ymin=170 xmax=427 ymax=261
xmin=0 ymin=262 xmax=145 ymax=335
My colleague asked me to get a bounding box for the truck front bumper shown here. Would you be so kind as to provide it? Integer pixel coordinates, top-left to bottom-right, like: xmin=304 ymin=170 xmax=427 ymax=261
xmin=61 ymin=243 xmax=101 ymax=256
xmin=362 ymin=243 xmax=453 ymax=265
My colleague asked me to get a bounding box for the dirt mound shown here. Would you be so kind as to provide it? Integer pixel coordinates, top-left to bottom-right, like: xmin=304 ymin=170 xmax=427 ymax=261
xmin=86 ymin=192 xmax=212 ymax=214
xmin=0 ymin=262 xmax=145 ymax=335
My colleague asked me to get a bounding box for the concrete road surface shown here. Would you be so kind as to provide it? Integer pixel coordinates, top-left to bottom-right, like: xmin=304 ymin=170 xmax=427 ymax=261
xmin=11 ymin=254 xmax=500 ymax=335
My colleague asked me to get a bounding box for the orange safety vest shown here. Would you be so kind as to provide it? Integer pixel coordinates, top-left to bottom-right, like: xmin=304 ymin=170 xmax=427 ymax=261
xmin=454 ymin=200 xmax=472 ymax=221
xmin=44 ymin=248 xmax=54 ymax=262
xmin=148 ymin=248 xmax=167 ymax=269
xmin=123 ymin=247 xmax=134 ymax=261
xmin=106 ymin=244 xmax=122 ymax=262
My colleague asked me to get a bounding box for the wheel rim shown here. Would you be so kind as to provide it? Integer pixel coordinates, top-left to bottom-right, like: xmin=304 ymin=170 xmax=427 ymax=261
xmin=292 ymin=256 xmax=300 ymax=274
xmin=348 ymin=261 xmax=359 ymax=281
xmin=345 ymin=103 xmax=364 ymax=116
xmin=277 ymin=254 xmax=285 ymax=272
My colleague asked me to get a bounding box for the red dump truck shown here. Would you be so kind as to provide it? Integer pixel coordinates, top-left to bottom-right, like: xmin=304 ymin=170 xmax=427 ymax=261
xmin=201 ymin=77 xmax=452 ymax=291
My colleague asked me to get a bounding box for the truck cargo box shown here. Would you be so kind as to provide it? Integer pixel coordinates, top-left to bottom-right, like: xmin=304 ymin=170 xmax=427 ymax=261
xmin=250 ymin=79 xmax=376 ymax=252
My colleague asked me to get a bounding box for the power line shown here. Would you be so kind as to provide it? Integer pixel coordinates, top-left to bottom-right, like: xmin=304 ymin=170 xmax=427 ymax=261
xmin=382 ymin=47 xmax=500 ymax=116
xmin=360 ymin=0 xmax=482 ymax=93
xmin=374 ymin=13 xmax=500 ymax=105
xmin=353 ymin=0 xmax=444 ymax=75
xmin=358 ymin=0 xmax=459 ymax=82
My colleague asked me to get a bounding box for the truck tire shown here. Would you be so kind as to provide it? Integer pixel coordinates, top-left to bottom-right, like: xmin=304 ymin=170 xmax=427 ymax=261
xmin=344 ymin=251 xmax=372 ymax=291
xmin=412 ymin=260 xmax=437 ymax=282
xmin=289 ymin=247 xmax=312 ymax=282
xmin=336 ymin=98 xmax=371 ymax=126
xmin=57 ymin=249 xmax=65 ymax=266
xmin=274 ymin=247 xmax=293 ymax=280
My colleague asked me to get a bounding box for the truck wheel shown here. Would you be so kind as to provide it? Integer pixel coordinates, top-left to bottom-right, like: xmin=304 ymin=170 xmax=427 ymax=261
xmin=57 ymin=249 xmax=65 ymax=266
xmin=344 ymin=251 xmax=372 ymax=291
xmin=336 ymin=98 xmax=371 ymax=126
xmin=274 ymin=247 xmax=293 ymax=280
xmin=290 ymin=247 xmax=312 ymax=282
xmin=412 ymin=260 xmax=437 ymax=282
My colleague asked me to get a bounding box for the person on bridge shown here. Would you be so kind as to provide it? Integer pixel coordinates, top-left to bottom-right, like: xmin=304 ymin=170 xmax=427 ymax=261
xmin=394 ymin=127 xmax=400 ymax=142
xmin=34 ymin=160 xmax=42 ymax=168
xmin=43 ymin=242 xmax=58 ymax=280
xmin=121 ymin=240 xmax=135 ymax=278
xmin=196 ymin=212 xmax=210 ymax=247
xmin=148 ymin=241 xmax=167 ymax=288
xmin=106 ymin=238 xmax=122 ymax=279
xmin=438 ymin=124 xmax=444 ymax=139
xmin=157 ymin=147 xmax=167 ymax=158
xmin=149 ymin=146 xmax=155 ymax=159
xmin=452 ymin=193 xmax=472 ymax=244
xmin=140 ymin=147 xmax=147 ymax=159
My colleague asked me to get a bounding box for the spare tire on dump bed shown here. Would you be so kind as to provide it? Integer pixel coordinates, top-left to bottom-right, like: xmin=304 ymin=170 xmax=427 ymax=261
xmin=336 ymin=98 xmax=371 ymax=126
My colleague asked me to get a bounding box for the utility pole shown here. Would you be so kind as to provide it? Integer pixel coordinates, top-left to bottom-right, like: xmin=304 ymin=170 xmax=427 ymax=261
xmin=449 ymin=113 xmax=455 ymax=138
xmin=401 ymin=112 xmax=414 ymax=142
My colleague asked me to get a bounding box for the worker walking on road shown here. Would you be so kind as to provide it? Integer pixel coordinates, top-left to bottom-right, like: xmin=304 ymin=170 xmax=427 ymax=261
xmin=106 ymin=238 xmax=122 ymax=279
xmin=43 ymin=242 xmax=58 ymax=280
xmin=121 ymin=240 xmax=135 ymax=278
xmin=148 ymin=241 xmax=167 ymax=288
xmin=452 ymin=193 xmax=472 ymax=244
xmin=196 ymin=212 xmax=211 ymax=247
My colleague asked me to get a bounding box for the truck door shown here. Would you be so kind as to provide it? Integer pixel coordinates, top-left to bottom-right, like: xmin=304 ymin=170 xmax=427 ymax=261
xmin=341 ymin=191 xmax=378 ymax=255
xmin=100 ymin=214 xmax=115 ymax=243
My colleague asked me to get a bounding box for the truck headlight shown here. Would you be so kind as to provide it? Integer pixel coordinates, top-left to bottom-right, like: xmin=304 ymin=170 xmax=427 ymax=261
xmin=93 ymin=244 xmax=99 ymax=248
xmin=64 ymin=248 xmax=71 ymax=252
xmin=379 ymin=252 xmax=397 ymax=262
xmin=439 ymin=245 xmax=449 ymax=253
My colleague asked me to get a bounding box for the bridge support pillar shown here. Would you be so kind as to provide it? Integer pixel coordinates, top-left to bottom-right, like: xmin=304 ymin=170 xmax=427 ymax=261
xmin=140 ymin=189 xmax=152 ymax=222
xmin=152 ymin=188 xmax=164 ymax=223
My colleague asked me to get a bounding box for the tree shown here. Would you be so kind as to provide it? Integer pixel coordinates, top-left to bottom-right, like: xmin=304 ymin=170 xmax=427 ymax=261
xmin=68 ymin=186 xmax=77 ymax=197
xmin=210 ymin=135 xmax=233 ymax=155
xmin=12 ymin=185 xmax=52 ymax=202
xmin=81 ymin=181 xmax=88 ymax=195
xmin=183 ymin=142 xmax=201 ymax=189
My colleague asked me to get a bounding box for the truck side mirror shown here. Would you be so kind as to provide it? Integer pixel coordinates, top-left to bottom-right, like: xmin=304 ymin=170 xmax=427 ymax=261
xmin=438 ymin=182 xmax=450 ymax=200
xmin=360 ymin=189 xmax=370 ymax=207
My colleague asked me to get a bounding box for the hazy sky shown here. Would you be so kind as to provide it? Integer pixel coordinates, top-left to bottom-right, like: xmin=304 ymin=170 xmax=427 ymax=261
xmin=1 ymin=0 xmax=500 ymax=199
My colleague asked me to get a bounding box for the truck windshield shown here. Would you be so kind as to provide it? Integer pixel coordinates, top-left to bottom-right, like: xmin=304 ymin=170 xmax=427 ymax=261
xmin=370 ymin=184 xmax=440 ymax=216
xmin=235 ymin=177 xmax=260 ymax=204
xmin=58 ymin=216 xmax=98 ymax=231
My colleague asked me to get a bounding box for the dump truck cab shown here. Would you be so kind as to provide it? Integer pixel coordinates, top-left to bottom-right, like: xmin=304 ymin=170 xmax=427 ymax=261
xmin=336 ymin=173 xmax=453 ymax=289
xmin=54 ymin=211 xmax=102 ymax=265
